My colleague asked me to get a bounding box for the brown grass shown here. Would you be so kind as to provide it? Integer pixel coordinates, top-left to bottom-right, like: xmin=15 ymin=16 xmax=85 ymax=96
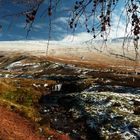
xmin=0 ymin=106 xmax=45 ymax=140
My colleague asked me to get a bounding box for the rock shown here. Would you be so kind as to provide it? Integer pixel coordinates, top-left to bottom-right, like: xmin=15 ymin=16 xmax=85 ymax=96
xmin=33 ymin=83 xmax=41 ymax=88
xmin=112 ymin=102 xmax=121 ymax=107
xmin=53 ymin=84 xmax=62 ymax=91
xmin=133 ymin=107 xmax=140 ymax=115
xmin=122 ymin=131 xmax=136 ymax=140
xmin=44 ymin=83 xmax=48 ymax=88
xmin=133 ymin=100 xmax=140 ymax=106
xmin=105 ymin=96 xmax=112 ymax=102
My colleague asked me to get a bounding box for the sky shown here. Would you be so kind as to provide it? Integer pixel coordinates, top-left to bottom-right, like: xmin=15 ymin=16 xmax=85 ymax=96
xmin=0 ymin=0 xmax=128 ymax=42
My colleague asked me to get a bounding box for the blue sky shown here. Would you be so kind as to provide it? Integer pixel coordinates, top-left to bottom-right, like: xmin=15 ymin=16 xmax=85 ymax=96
xmin=0 ymin=0 xmax=126 ymax=41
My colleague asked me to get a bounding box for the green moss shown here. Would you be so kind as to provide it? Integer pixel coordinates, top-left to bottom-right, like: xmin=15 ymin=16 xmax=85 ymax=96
xmin=1 ymin=89 xmax=34 ymax=107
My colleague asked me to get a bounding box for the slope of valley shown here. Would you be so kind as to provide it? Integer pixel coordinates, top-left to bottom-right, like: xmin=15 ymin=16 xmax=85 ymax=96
xmin=0 ymin=51 xmax=140 ymax=140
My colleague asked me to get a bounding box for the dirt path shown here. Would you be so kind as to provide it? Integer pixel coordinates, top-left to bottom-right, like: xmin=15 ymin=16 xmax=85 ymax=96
xmin=0 ymin=106 xmax=46 ymax=140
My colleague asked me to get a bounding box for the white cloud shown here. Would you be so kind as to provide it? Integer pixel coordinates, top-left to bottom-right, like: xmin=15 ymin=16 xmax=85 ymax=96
xmin=52 ymin=24 xmax=65 ymax=32
xmin=33 ymin=23 xmax=47 ymax=30
xmin=58 ymin=12 xmax=132 ymax=46
xmin=61 ymin=32 xmax=93 ymax=44
xmin=60 ymin=11 xmax=132 ymax=44
xmin=53 ymin=17 xmax=69 ymax=24
xmin=108 ymin=12 xmax=131 ymax=39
